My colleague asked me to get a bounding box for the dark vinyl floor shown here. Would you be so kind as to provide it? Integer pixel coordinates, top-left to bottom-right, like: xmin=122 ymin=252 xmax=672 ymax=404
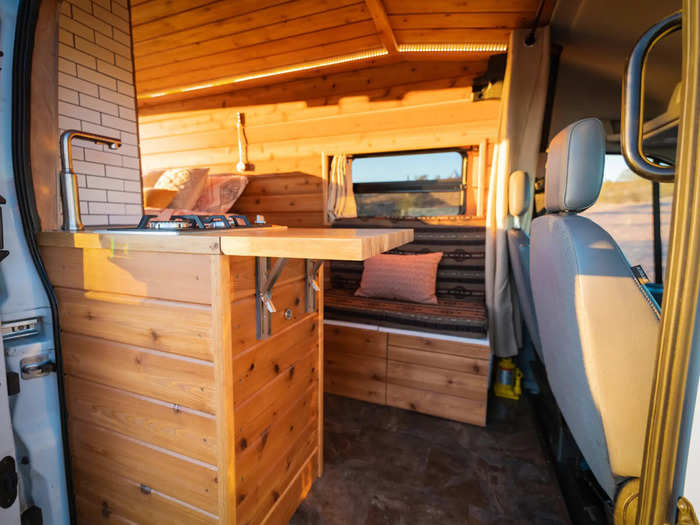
xmin=291 ymin=394 xmax=572 ymax=525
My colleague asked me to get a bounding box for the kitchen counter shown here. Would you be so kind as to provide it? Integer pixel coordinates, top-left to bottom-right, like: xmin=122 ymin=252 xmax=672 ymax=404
xmin=38 ymin=225 xmax=412 ymax=524
xmin=37 ymin=226 xmax=412 ymax=260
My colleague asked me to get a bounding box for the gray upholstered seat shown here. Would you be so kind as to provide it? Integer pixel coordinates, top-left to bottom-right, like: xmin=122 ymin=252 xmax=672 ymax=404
xmin=530 ymin=118 xmax=660 ymax=499
xmin=506 ymin=170 xmax=542 ymax=357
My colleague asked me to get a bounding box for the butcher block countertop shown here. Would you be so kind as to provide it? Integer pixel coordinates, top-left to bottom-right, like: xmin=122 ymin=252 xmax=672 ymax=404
xmin=37 ymin=226 xmax=413 ymax=260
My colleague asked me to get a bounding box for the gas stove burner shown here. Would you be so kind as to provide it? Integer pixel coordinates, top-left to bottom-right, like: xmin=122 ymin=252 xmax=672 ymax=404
xmin=136 ymin=214 xmax=257 ymax=231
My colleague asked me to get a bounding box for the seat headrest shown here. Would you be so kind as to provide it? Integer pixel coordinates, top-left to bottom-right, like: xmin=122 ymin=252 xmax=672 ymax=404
xmin=545 ymin=118 xmax=606 ymax=213
xmin=508 ymin=170 xmax=530 ymax=218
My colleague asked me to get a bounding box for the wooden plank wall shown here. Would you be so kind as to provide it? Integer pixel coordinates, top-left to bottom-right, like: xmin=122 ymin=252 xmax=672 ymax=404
xmin=138 ymin=60 xmax=501 ymax=227
xmin=41 ymin=246 xmax=220 ymax=524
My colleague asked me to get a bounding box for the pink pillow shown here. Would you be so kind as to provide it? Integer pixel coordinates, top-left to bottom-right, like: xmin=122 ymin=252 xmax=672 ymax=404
xmin=355 ymin=252 xmax=443 ymax=304
xmin=194 ymin=174 xmax=248 ymax=213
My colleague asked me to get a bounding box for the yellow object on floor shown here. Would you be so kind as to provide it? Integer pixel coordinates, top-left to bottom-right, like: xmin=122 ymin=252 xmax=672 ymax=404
xmin=494 ymin=358 xmax=523 ymax=400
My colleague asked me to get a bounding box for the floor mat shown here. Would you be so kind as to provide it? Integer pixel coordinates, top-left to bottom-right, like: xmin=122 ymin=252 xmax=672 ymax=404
xmin=290 ymin=394 xmax=572 ymax=525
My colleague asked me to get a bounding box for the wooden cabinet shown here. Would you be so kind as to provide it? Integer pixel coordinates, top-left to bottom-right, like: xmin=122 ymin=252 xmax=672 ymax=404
xmin=41 ymin=245 xmax=322 ymax=525
xmin=324 ymin=324 xmax=491 ymax=425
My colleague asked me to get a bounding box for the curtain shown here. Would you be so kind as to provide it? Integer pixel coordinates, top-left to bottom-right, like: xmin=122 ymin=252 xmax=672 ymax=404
xmin=485 ymin=27 xmax=551 ymax=358
xmin=327 ymin=154 xmax=357 ymax=222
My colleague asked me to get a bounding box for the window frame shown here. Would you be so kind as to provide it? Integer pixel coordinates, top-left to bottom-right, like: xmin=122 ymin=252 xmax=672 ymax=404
xmin=349 ymin=148 xmax=469 ymax=217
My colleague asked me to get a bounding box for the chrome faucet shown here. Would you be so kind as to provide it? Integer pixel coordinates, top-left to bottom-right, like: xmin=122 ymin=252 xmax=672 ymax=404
xmin=59 ymin=130 xmax=122 ymax=231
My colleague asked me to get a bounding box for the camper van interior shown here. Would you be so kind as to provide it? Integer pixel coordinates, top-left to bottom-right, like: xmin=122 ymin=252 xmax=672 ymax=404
xmin=1 ymin=0 xmax=698 ymax=524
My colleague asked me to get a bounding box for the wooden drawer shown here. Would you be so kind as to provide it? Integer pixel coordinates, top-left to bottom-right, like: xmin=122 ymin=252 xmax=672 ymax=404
xmin=388 ymin=333 xmax=490 ymax=360
xmin=324 ymin=325 xmax=388 ymax=404
xmin=66 ymin=376 xmax=217 ymax=464
xmin=387 ymin=384 xmax=487 ymax=426
xmin=325 ymin=371 xmax=386 ymax=405
xmin=69 ymin=419 xmax=218 ymax=515
xmin=325 ymin=324 xmax=387 ymax=358
xmin=73 ymin=465 xmax=216 ymax=525
xmin=387 ymin=360 xmax=487 ymax=401
xmin=388 ymin=345 xmax=489 ymax=375
xmin=56 ymin=287 xmax=213 ymax=361
xmin=62 ymin=332 xmax=216 ymax=414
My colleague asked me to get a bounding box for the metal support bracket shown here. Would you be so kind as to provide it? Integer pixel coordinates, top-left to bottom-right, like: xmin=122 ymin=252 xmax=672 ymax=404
xmin=305 ymin=259 xmax=323 ymax=313
xmin=256 ymin=257 xmax=288 ymax=339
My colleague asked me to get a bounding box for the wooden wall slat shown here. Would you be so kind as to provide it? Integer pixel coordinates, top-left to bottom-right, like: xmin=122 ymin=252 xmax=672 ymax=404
xmin=132 ymin=0 xmax=295 ymax=43
xmin=62 ymin=332 xmax=216 ymax=413
xmin=56 ymin=287 xmax=213 ymax=361
xmin=42 ymin=246 xmax=213 ymax=304
xmin=382 ymin=0 xmax=541 ymax=13
xmin=325 ymin=324 xmax=387 ymax=358
xmin=137 ymin=34 xmax=383 ymax=93
xmin=389 ymin=12 xmax=533 ymax=29
xmin=259 ymin=452 xmax=318 ymax=525
xmin=73 ymin=465 xmax=217 ymax=525
xmin=66 ymin=376 xmax=217 ymax=464
xmin=136 ymin=4 xmax=372 ymax=72
xmin=69 ymin=419 xmax=219 ymax=514
xmin=238 ymin=423 xmax=318 ymax=525
xmin=395 ymin=28 xmax=511 ymax=44
xmin=235 ymin=347 xmax=318 ymax=456
xmin=236 ymin=384 xmax=317 ymax=495
xmin=233 ymin=317 xmax=319 ymax=404
xmin=136 ymin=19 xmax=376 ymax=76
xmin=387 ymin=360 xmax=488 ymax=400
xmin=387 ymin=383 xmax=486 ymax=425
xmin=133 ymin=0 xmax=362 ymax=53
xmin=230 ymin=281 xmax=309 ymax=353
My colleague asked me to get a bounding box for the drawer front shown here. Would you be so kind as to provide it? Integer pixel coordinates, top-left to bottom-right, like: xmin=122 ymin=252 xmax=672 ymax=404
xmin=62 ymin=332 xmax=216 ymax=413
xmin=56 ymin=287 xmax=213 ymax=361
xmin=387 ymin=360 xmax=488 ymax=401
xmin=325 ymin=325 xmax=387 ymax=358
xmin=388 ymin=333 xmax=490 ymax=360
xmin=66 ymin=376 xmax=216 ymax=464
xmin=387 ymin=384 xmax=486 ymax=426
xmin=70 ymin=419 xmax=218 ymax=515
xmin=73 ymin=465 xmax=216 ymax=525
xmin=325 ymin=344 xmax=387 ymax=404
xmin=388 ymin=345 xmax=489 ymax=376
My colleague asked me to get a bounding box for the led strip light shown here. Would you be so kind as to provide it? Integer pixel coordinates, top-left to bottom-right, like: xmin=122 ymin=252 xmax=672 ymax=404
xmin=398 ymin=43 xmax=507 ymax=53
xmin=140 ymin=43 xmax=507 ymax=100
xmin=142 ymin=48 xmax=389 ymax=99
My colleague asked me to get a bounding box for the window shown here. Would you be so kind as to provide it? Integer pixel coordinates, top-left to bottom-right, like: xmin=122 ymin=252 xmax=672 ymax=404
xmin=351 ymin=150 xmax=466 ymax=217
xmin=582 ymin=154 xmax=673 ymax=282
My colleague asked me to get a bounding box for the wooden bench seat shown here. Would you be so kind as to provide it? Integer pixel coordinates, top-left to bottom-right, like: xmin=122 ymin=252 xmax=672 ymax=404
xmin=324 ymin=322 xmax=491 ymax=426
xmin=325 ymin=288 xmax=488 ymax=339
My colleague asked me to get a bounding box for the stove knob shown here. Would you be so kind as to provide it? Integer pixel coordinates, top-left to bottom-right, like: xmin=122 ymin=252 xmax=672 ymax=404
xmin=255 ymin=215 xmax=266 ymax=225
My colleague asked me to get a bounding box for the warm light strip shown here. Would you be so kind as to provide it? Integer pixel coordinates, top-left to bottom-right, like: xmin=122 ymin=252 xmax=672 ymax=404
xmin=140 ymin=43 xmax=508 ymax=100
xmin=141 ymin=48 xmax=389 ymax=99
xmin=398 ymin=43 xmax=507 ymax=53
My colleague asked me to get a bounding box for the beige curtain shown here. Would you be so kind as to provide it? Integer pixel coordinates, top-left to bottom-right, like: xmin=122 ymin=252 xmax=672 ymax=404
xmin=485 ymin=27 xmax=551 ymax=358
xmin=327 ymin=154 xmax=357 ymax=222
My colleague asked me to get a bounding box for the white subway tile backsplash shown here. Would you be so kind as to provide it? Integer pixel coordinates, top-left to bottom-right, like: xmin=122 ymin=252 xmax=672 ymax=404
xmin=107 ymin=190 xmax=141 ymax=204
xmin=61 ymin=0 xmax=140 ymax=225
xmin=86 ymin=175 xmax=123 ymax=190
xmin=79 ymin=92 xmax=118 ymax=116
xmin=74 ymin=160 xmax=106 ymax=176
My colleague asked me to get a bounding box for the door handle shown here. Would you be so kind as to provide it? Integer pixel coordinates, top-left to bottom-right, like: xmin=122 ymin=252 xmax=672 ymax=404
xmin=0 ymin=195 xmax=8 ymax=263
xmin=20 ymin=354 xmax=56 ymax=379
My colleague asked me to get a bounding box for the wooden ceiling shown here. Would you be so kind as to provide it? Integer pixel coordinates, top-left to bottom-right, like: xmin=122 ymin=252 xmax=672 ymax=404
xmin=131 ymin=0 xmax=552 ymax=100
